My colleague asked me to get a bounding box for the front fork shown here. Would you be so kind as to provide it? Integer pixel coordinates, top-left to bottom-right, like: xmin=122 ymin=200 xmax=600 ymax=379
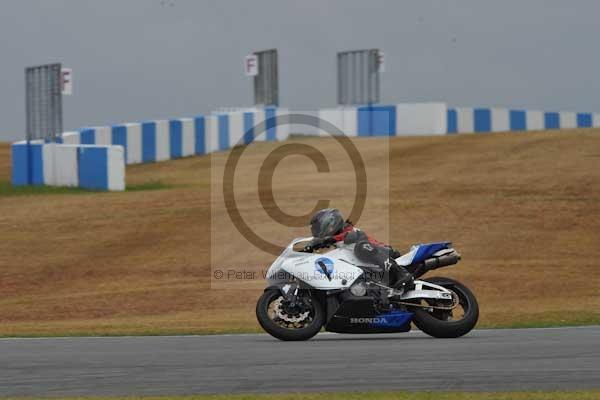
xmin=279 ymin=282 xmax=300 ymax=306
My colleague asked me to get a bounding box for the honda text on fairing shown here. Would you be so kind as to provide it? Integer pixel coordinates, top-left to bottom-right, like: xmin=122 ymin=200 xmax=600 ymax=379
xmin=256 ymin=238 xmax=478 ymax=340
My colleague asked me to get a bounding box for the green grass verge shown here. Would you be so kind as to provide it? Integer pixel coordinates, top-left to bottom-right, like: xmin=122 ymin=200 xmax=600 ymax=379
xmin=125 ymin=181 xmax=176 ymax=191
xmin=0 ymin=180 xmax=91 ymax=196
xmin=0 ymin=180 xmax=174 ymax=196
xmin=0 ymin=327 xmax=264 ymax=339
xmin=2 ymin=321 xmax=599 ymax=339
xmin=480 ymin=317 xmax=600 ymax=330
xmin=3 ymin=391 xmax=600 ymax=400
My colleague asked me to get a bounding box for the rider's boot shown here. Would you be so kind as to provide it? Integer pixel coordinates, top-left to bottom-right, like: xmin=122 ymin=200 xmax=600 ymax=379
xmin=391 ymin=263 xmax=414 ymax=291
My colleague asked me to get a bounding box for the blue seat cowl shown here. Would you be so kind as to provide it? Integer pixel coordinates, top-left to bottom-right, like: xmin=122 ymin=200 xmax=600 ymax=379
xmin=411 ymin=242 xmax=452 ymax=264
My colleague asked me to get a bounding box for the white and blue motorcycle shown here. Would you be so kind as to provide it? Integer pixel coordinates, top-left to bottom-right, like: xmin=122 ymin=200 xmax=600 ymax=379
xmin=256 ymin=238 xmax=479 ymax=341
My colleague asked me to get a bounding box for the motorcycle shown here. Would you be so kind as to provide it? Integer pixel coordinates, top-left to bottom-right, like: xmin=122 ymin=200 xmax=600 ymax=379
xmin=256 ymin=237 xmax=479 ymax=341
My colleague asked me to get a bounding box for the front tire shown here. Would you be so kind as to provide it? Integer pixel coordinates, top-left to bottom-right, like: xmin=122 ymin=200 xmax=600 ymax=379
xmin=256 ymin=289 xmax=324 ymax=341
xmin=411 ymin=277 xmax=479 ymax=338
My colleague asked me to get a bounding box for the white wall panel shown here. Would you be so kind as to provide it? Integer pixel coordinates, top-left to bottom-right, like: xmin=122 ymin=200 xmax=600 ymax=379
xmin=396 ymin=103 xmax=447 ymax=135
xmin=252 ymin=110 xmax=267 ymax=141
xmin=54 ymin=145 xmax=79 ymax=186
xmin=42 ymin=143 xmax=56 ymax=185
xmin=276 ymin=108 xmax=290 ymax=141
xmin=456 ymin=107 xmax=474 ymax=133
xmin=560 ymin=112 xmax=577 ymax=129
xmin=94 ymin=126 xmax=112 ymax=145
xmin=526 ymin=111 xmax=544 ymax=131
xmin=289 ymin=110 xmax=319 ymax=136
xmin=318 ymin=108 xmax=344 ymax=136
xmin=181 ymin=118 xmax=195 ymax=156
xmin=228 ymin=112 xmax=245 ymax=147
xmin=491 ymin=108 xmax=509 ymax=132
xmin=206 ymin=116 xmax=219 ymax=152
xmin=341 ymin=107 xmax=358 ymax=136
xmin=62 ymin=131 xmax=80 ymax=144
xmin=155 ymin=120 xmax=170 ymax=161
xmin=107 ymin=146 xmax=125 ymax=191
xmin=125 ymin=123 xmax=142 ymax=164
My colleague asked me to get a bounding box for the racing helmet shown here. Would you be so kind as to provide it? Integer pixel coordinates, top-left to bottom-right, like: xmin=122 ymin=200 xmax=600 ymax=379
xmin=310 ymin=208 xmax=344 ymax=238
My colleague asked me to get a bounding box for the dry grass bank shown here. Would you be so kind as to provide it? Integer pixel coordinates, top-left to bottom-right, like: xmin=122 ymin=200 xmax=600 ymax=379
xmin=0 ymin=130 xmax=599 ymax=336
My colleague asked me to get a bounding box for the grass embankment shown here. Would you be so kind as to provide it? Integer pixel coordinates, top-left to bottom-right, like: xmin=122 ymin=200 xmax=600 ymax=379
xmin=0 ymin=130 xmax=599 ymax=336
xmin=0 ymin=180 xmax=174 ymax=196
xmin=3 ymin=391 xmax=600 ymax=400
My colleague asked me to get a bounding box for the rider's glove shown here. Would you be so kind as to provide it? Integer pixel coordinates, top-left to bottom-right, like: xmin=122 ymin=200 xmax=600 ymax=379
xmin=304 ymin=236 xmax=336 ymax=252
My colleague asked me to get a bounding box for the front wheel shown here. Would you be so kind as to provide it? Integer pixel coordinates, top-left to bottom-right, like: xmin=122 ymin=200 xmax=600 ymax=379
xmin=256 ymin=289 xmax=324 ymax=341
xmin=410 ymin=277 xmax=479 ymax=338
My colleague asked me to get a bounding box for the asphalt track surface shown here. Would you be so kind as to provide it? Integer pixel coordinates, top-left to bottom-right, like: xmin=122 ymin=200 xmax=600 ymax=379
xmin=1 ymin=326 xmax=599 ymax=397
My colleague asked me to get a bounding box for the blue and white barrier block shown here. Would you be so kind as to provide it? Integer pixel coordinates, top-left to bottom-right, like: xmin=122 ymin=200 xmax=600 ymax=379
xmin=395 ymin=103 xmax=447 ymax=136
xmin=447 ymin=107 xmax=600 ymax=133
xmin=11 ymin=142 xmax=125 ymax=191
xmin=275 ymin=108 xmax=290 ymax=141
xmin=318 ymin=103 xmax=447 ymax=137
xmin=318 ymin=108 xmax=357 ymax=136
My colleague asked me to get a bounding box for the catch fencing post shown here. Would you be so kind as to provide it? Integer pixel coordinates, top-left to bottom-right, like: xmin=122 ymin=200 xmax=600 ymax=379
xmin=24 ymin=63 xmax=63 ymax=184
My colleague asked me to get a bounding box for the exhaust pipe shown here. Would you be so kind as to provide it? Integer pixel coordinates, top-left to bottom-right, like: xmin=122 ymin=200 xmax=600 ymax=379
xmin=423 ymin=251 xmax=461 ymax=270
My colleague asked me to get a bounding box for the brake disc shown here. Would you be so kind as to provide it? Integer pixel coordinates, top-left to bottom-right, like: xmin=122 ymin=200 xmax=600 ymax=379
xmin=272 ymin=297 xmax=310 ymax=323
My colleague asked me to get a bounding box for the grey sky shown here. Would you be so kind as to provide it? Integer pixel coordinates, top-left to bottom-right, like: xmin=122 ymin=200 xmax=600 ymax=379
xmin=1 ymin=0 xmax=599 ymax=141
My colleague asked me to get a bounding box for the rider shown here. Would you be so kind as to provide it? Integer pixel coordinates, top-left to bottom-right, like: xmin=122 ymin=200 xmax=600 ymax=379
xmin=306 ymin=208 xmax=413 ymax=290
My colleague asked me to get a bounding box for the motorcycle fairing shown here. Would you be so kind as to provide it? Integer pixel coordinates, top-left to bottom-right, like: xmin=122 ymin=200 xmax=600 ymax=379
xmin=325 ymin=296 xmax=413 ymax=334
xmin=266 ymin=237 xmax=364 ymax=290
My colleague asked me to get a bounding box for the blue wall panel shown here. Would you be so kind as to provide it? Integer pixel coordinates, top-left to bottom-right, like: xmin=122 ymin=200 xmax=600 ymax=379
xmin=218 ymin=115 xmax=229 ymax=151
xmin=474 ymin=108 xmax=491 ymax=132
xmin=194 ymin=116 xmax=205 ymax=155
xmin=447 ymin=109 xmax=457 ymax=134
xmin=544 ymin=112 xmax=560 ymax=129
xmin=29 ymin=143 xmax=44 ymax=185
xmin=80 ymin=128 xmax=95 ymax=144
xmin=78 ymin=147 xmax=108 ymax=190
xmin=357 ymin=106 xmax=395 ymax=136
xmin=141 ymin=122 xmax=156 ymax=162
xmin=265 ymin=108 xmax=277 ymax=141
xmin=11 ymin=144 xmax=29 ymax=186
xmin=510 ymin=110 xmax=527 ymax=131
xmin=357 ymin=106 xmax=371 ymax=136
xmin=577 ymin=113 xmax=592 ymax=128
xmin=169 ymin=120 xmax=183 ymax=159
xmin=11 ymin=143 xmax=50 ymax=186
xmin=371 ymin=105 xmax=396 ymax=136
xmin=243 ymin=112 xmax=254 ymax=145
xmin=111 ymin=125 xmax=128 ymax=163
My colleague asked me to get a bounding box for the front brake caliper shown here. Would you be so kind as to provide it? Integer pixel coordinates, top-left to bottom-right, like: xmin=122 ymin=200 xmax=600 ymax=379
xmin=280 ymin=282 xmax=299 ymax=305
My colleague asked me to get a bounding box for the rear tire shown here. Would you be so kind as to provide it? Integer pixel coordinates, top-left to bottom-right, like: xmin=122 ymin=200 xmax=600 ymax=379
xmin=256 ymin=289 xmax=324 ymax=341
xmin=411 ymin=277 xmax=479 ymax=338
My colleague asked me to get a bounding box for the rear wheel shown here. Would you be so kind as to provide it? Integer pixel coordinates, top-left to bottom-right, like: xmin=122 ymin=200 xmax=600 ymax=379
xmin=410 ymin=277 xmax=479 ymax=338
xmin=256 ymin=289 xmax=324 ymax=341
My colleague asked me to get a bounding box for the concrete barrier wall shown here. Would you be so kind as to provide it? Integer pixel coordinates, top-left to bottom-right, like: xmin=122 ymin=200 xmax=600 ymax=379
xmin=55 ymin=107 xmax=284 ymax=166
xmin=12 ymin=103 xmax=600 ymax=191
xmin=318 ymin=103 xmax=446 ymax=137
xmin=12 ymin=141 xmax=125 ymax=191
xmin=447 ymin=107 xmax=600 ymax=134
xmin=11 ymin=107 xmax=285 ymax=191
